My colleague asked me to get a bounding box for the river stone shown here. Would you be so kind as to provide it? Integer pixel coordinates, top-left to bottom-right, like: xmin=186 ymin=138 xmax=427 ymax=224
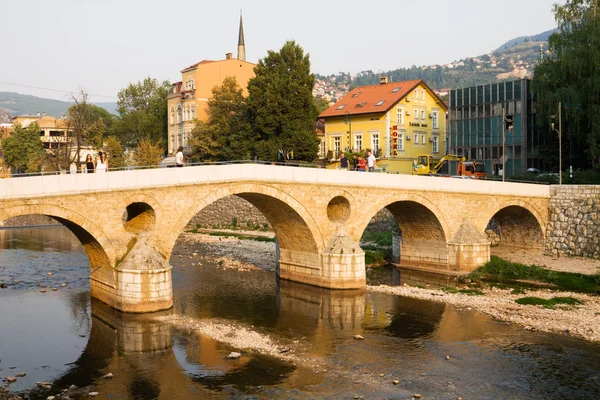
xmin=47 ymin=396 xmax=56 ymax=400
xmin=103 ymin=372 xmax=113 ymax=379
xmin=226 ymin=352 xmax=241 ymax=359
xmin=15 ymin=372 xmax=26 ymax=377
xmin=89 ymin=392 xmax=99 ymax=397
xmin=353 ymin=335 xmax=364 ymax=340
xmin=413 ymin=395 xmax=421 ymax=399
xmin=6 ymin=376 xmax=17 ymax=383
xmin=392 ymin=380 xmax=399 ymax=385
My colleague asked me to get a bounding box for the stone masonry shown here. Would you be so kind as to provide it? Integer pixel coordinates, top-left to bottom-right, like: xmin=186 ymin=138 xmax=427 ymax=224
xmin=0 ymin=164 xmax=550 ymax=312
xmin=546 ymin=185 xmax=600 ymax=258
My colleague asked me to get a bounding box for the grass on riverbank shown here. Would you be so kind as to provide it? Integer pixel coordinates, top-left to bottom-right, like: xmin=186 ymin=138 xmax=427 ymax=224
xmin=361 ymin=231 xmax=393 ymax=247
xmin=515 ymin=296 xmax=583 ymax=309
xmin=186 ymin=229 xmax=276 ymax=243
xmin=468 ymin=256 xmax=600 ymax=294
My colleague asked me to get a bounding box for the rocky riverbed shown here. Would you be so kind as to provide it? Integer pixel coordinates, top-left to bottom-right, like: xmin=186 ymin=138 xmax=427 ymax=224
xmin=174 ymin=231 xmax=600 ymax=343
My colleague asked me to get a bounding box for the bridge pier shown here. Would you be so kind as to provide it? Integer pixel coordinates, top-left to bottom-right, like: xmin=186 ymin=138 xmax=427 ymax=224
xmin=447 ymin=222 xmax=491 ymax=271
xmin=110 ymin=237 xmax=173 ymax=313
xmin=277 ymin=232 xmax=366 ymax=290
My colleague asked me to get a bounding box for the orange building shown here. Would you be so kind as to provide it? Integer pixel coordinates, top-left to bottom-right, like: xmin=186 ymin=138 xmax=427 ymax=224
xmin=166 ymin=14 xmax=256 ymax=154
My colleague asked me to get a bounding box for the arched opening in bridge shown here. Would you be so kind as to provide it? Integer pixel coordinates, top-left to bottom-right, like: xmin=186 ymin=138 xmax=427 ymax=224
xmin=122 ymin=202 xmax=156 ymax=233
xmin=0 ymin=214 xmax=115 ymax=302
xmin=485 ymin=206 xmax=544 ymax=249
xmin=170 ymin=193 xmax=320 ymax=319
xmin=360 ymin=201 xmax=448 ymax=270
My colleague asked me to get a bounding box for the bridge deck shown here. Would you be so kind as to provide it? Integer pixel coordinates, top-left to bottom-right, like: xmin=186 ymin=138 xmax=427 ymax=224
xmin=0 ymin=164 xmax=550 ymax=199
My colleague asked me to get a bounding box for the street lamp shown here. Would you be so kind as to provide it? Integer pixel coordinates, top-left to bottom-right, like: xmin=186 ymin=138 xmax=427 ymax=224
xmin=551 ymin=101 xmax=562 ymax=185
xmin=501 ymin=107 xmax=514 ymax=182
xmin=344 ymin=111 xmax=352 ymax=155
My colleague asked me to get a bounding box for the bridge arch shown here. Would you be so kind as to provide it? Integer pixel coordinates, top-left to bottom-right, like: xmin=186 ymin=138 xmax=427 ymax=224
xmin=355 ymin=193 xmax=451 ymax=269
xmin=0 ymin=204 xmax=117 ymax=305
xmin=483 ymin=200 xmax=545 ymax=248
xmin=165 ymin=184 xmax=324 ymax=267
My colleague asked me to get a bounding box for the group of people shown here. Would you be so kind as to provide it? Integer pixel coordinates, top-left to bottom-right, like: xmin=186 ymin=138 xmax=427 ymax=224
xmin=84 ymin=152 xmax=109 ymax=173
xmin=339 ymin=151 xmax=377 ymax=172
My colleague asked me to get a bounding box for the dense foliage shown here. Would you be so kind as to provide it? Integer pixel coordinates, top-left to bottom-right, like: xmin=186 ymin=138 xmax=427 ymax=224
xmin=2 ymin=122 xmax=45 ymax=173
xmin=533 ymin=0 xmax=600 ymax=169
xmin=113 ymin=77 xmax=170 ymax=150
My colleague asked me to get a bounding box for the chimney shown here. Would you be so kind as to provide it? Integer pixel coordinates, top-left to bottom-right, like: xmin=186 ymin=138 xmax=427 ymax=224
xmin=42 ymin=112 xmax=47 ymax=117
xmin=380 ymin=76 xmax=388 ymax=85
xmin=226 ymin=52 xmax=233 ymax=60
xmin=36 ymin=112 xmax=41 ymax=117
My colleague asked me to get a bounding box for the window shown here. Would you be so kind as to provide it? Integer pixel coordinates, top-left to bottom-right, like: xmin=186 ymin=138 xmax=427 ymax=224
xmin=392 ymin=87 xmax=400 ymax=93
xmin=336 ymin=104 xmax=346 ymax=110
xmin=191 ymin=104 xmax=196 ymax=119
xmin=177 ymin=106 xmax=182 ymax=123
xmin=356 ymin=102 xmax=367 ymax=108
xmin=420 ymin=109 xmax=425 ymax=120
xmin=371 ymin=132 xmax=379 ymax=155
xmin=421 ymin=90 xmax=425 ymax=101
xmin=334 ymin=136 xmax=341 ymax=157
xmin=170 ymin=106 xmax=175 ymax=125
xmin=355 ymin=134 xmax=362 ymax=151
xmin=421 ymin=133 xmax=426 ymax=145
xmin=432 ymin=136 xmax=439 ymax=153
xmin=352 ymin=92 xmax=362 ymax=98
xmin=185 ymin=76 xmax=195 ymax=90
xmin=398 ymin=131 xmax=404 ymax=151
xmin=375 ymin=100 xmax=385 ymax=106
xmin=432 ymin=110 xmax=439 ymax=129
xmin=398 ymin=107 xmax=404 ymax=125
xmin=414 ymin=90 xmax=418 ymax=99
xmin=414 ymin=108 xmax=418 ymax=119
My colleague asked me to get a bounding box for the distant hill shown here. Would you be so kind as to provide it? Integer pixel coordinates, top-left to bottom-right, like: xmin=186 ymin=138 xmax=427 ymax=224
xmin=493 ymin=28 xmax=557 ymax=53
xmin=314 ymin=28 xmax=558 ymax=102
xmin=0 ymin=92 xmax=117 ymax=120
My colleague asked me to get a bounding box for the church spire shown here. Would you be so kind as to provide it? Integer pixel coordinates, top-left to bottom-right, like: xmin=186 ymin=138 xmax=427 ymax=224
xmin=237 ymin=11 xmax=246 ymax=61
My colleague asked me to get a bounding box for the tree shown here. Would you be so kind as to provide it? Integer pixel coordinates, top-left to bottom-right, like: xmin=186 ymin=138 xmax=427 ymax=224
xmin=104 ymin=136 xmax=125 ymax=169
xmin=113 ymin=77 xmax=170 ymax=149
xmin=2 ymin=122 xmax=45 ymax=173
xmin=246 ymin=40 xmax=320 ymax=162
xmin=189 ymin=76 xmax=256 ymax=161
xmin=67 ymin=92 xmax=108 ymax=169
xmin=133 ymin=138 xmax=164 ymax=167
xmin=533 ymin=0 xmax=600 ymax=168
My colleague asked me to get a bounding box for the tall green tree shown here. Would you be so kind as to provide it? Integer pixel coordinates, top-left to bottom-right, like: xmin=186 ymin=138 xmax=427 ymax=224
xmin=189 ymin=76 xmax=255 ymax=161
xmin=2 ymin=122 xmax=45 ymax=173
xmin=133 ymin=138 xmax=164 ymax=167
xmin=533 ymin=0 xmax=600 ymax=169
xmin=113 ymin=77 xmax=170 ymax=149
xmin=246 ymin=40 xmax=320 ymax=162
xmin=66 ymin=92 xmax=109 ymax=169
xmin=104 ymin=136 xmax=125 ymax=168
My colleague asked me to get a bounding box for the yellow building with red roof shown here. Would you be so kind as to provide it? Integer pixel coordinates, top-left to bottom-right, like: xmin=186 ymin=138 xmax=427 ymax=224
xmin=166 ymin=14 xmax=255 ymax=154
xmin=319 ymin=77 xmax=448 ymax=173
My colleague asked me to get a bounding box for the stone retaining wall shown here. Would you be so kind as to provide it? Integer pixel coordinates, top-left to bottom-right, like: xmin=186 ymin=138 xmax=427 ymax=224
xmin=546 ymin=185 xmax=600 ymax=258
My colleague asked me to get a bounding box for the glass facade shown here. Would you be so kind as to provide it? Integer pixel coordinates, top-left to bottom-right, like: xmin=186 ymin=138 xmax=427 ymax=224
xmin=448 ymin=79 xmax=537 ymax=178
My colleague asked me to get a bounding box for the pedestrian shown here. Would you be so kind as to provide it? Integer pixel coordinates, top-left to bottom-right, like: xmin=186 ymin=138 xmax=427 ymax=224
xmin=367 ymin=150 xmax=376 ymax=172
xmin=96 ymin=151 xmax=108 ymax=173
xmin=351 ymin=154 xmax=358 ymax=171
xmin=85 ymin=154 xmax=95 ymax=173
xmin=175 ymin=146 xmax=185 ymax=167
xmin=339 ymin=153 xmax=349 ymax=170
xmin=358 ymin=156 xmax=367 ymax=172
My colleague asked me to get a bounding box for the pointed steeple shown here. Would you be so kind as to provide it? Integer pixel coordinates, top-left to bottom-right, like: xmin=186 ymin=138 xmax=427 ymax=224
xmin=237 ymin=11 xmax=246 ymax=61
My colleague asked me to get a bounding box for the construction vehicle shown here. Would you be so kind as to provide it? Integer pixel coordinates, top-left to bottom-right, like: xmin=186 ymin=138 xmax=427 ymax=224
xmin=413 ymin=154 xmax=487 ymax=179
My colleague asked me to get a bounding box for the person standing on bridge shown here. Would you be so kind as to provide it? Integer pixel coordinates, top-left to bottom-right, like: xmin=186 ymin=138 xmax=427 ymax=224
xmin=85 ymin=154 xmax=95 ymax=173
xmin=96 ymin=152 xmax=108 ymax=173
xmin=367 ymin=150 xmax=376 ymax=172
xmin=339 ymin=153 xmax=349 ymax=170
xmin=176 ymin=146 xmax=185 ymax=167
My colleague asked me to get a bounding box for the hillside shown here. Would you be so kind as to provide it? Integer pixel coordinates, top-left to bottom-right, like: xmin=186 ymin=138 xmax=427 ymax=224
xmin=0 ymin=92 xmax=117 ymax=120
xmin=314 ymin=29 xmax=556 ymax=102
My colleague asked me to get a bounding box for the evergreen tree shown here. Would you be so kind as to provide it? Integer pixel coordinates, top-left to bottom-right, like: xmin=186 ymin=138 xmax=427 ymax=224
xmin=2 ymin=122 xmax=45 ymax=173
xmin=246 ymin=40 xmax=319 ymax=162
xmin=533 ymin=0 xmax=600 ymax=168
xmin=104 ymin=136 xmax=125 ymax=168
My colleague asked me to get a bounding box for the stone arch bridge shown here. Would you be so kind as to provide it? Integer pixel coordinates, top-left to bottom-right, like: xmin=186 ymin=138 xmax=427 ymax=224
xmin=0 ymin=164 xmax=549 ymax=313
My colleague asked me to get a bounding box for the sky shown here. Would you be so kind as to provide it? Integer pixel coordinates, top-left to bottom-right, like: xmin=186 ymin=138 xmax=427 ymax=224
xmin=1 ymin=0 xmax=560 ymax=103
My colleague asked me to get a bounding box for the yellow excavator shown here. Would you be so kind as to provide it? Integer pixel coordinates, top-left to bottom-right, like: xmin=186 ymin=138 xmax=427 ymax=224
xmin=413 ymin=154 xmax=465 ymax=175
xmin=413 ymin=154 xmax=487 ymax=179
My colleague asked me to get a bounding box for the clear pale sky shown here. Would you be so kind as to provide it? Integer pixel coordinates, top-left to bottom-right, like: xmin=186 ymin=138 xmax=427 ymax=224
xmin=2 ymin=0 xmax=559 ymax=103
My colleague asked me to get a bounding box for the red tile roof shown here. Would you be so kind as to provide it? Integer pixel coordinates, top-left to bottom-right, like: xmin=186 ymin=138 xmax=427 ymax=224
xmin=320 ymin=79 xmax=432 ymax=118
xmin=181 ymin=60 xmax=215 ymax=72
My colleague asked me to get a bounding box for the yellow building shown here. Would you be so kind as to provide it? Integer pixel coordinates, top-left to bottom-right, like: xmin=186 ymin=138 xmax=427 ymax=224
xmin=167 ymin=14 xmax=256 ymax=154
xmin=319 ymin=78 xmax=448 ymax=173
xmin=12 ymin=114 xmax=73 ymax=151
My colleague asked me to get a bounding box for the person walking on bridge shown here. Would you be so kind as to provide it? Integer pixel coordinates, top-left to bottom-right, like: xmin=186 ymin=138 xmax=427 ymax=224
xmin=176 ymin=146 xmax=185 ymax=167
xmin=367 ymin=150 xmax=376 ymax=172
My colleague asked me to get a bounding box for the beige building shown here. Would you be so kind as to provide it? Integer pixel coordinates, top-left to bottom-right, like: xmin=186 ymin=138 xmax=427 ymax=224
xmin=167 ymin=14 xmax=256 ymax=154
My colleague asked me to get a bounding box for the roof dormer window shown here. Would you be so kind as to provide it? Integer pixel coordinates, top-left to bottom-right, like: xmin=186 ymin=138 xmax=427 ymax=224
xmin=336 ymin=104 xmax=347 ymax=110
xmin=375 ymin=100 xmax=385 ymax=106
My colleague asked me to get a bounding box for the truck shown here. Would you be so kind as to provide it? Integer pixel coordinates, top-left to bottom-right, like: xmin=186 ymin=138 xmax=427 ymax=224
xmin=413 ymin=154 xmax=487 ymax=179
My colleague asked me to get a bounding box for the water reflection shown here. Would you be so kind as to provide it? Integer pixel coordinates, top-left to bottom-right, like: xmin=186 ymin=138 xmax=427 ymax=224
xmin=0 ymin=226 xmax=82 ymax=252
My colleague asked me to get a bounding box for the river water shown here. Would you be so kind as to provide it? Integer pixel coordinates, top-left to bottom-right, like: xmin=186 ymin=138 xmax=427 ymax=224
xmin=1 ymin=226 xmax=600 ymax=399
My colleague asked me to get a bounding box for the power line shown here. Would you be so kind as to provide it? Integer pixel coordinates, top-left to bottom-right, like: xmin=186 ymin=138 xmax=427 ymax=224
xmin=0 ymin=81 xmax=117 ymax=100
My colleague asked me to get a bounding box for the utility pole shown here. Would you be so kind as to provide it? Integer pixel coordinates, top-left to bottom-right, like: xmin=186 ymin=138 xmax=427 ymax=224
xmin=502 ymin=107 xmax=505 ymax=182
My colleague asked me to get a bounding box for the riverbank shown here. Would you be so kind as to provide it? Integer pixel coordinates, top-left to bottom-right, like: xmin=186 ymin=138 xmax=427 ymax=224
xmin=174 ymin=231 xmax=600 ymax=343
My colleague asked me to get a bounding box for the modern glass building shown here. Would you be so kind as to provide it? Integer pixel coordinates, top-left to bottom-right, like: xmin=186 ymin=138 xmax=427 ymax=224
xmin=448 ymin=79 xmax=540 ymax=177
